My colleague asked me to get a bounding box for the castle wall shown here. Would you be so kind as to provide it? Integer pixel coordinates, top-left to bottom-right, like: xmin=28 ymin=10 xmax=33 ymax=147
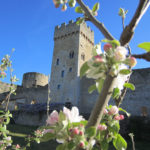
xmin=80 ymin=68 xmax=150 ymax=117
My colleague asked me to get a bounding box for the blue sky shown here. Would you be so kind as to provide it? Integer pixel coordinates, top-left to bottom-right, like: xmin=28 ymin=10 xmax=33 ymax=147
xmin=0 ymin=0 xmax=150 ymax=85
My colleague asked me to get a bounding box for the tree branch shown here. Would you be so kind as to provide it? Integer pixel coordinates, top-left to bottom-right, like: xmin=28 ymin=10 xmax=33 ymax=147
xmin=132 ymin=52 xmax=150 ymax=61
xmin=120 ymin=0 xmax=150 ymax=46
xmin=76 ymin=0 xmax=114 ymax=40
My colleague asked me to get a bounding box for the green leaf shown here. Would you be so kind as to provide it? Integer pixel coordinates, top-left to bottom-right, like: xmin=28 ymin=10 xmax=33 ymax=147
xmin=56 ymin=144 xmax=67 ymax=150
xmin=92 ymin=3 xmax=100 ymax=12
xmin=40 ymin=132 xmax=55 ymax=142
xmin=101 ymin=140 xmax=109 ymax=150
xmin=119 ymin=108 xmax=130 ymax=117
xmin=72 ymin=120 xmax=87 ymax=126
xmin=138 ymin=42 xmax=150 ymax=52
xmin=96 ymin=79 xmax=104 ymax=93
xmin=86 ymin=126 xmax=96 ymax=137
xmin=124 ymin=83 xmax=135 ymax=91
xmin=75 ymin=6 xmax=84 ymax=13
xmin=76 ymin=18 xmax=84 ymax=25
xmin=68 ymin=0 xmax=76 ymax=7
xmin=67 ymin=141 xmax=75 ymax=149
xmin=88 ymin=84 xmax=97 ymax=94
xmin=112 ymin=88 xmax=120 ymax=99
xmin=108 ymin=122 xmax=120 ymax=135
xmin=80 ymin=62 xmax=89 ymax=78
xmin=113 ymin=134 xmax=127 ymax=150
xmin=119 ymin=69 xmax=131 ymax=75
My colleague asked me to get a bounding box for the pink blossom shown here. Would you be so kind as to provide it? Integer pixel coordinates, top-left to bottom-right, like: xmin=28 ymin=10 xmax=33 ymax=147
xmin=63 ymin=107 xmax=84 ymax=123
xmin=46 ymin=110 xmax=59 ymax=125
xmin=114 ymin=115 xmax=120 ymax=120
xmin=43 ymin=129 xmax=54 ymax=134
xmin=61 ymin=4 xmax=67 ymax=11
xmin=128 ymin=56 xmax=137 ymax=67
xmin=114 ymin=46 xmax=128 ymax=61
xmin=16 ymin=144 xmax=20 ymax=149
xmin=94 ymin=55 xmax=104 ymax=63
xmin=109 ymin=106 xmax=119 ymax=115
xmin=103 ymin=108 xmax=108 ymax=115
xmin=72 ymin=127 xmax=79 ymax=135
xmin=0 ymin=72 xmax=6 ymax=76
xmin=97 ymin=124 xmax=107 ymax=131
xmin=103 ymin=43 xmax=112 ymax=52
xmin=119 ymin=115 xmax=124 ymax=120
xmin=79 ymin=141 xmax=85 ymax=148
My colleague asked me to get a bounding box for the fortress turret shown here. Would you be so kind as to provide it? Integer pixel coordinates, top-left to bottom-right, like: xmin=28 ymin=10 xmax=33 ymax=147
xmin=22 ymin=72 xmax=48 ymax=88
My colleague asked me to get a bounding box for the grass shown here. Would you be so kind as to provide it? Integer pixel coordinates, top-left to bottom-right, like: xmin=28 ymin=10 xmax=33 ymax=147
xmin=8 ymin=124 xmax=150 ymax=150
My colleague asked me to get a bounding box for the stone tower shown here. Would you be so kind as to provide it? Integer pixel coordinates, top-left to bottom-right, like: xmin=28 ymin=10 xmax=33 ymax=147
xmin=50 ymin=18 xmax=94 ymax=106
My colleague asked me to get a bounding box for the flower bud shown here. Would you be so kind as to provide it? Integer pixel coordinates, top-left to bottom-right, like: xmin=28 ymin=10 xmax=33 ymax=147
xmin=109 ymin=106 xmax=119 ymax=115
xmin=114 ymin=46 xmax=127 ymax=61
xmin=119 ymin=115 xmax=124 ymax=120
xmin=61 ymin=4 xmax=67 ymax=11
xmin=103 ymin=108 xmax=108 ymax=115
xmin=72 ymin=127 xmax=79 ymax=135
xmin=114 ymin=115 xmax=120 ymax=120
xmin=94 ymin=55 xmax=104 ymax=63
xmin=97 ymin=124 xmax=107 ymax=131
xmin=103 ymin=43 xmax=112 ymax=52
xmin=79 ymin=131 xmax=83 ymax=136
xmin=128 ymin=56 xmax=137 ymax=68
xmin=79 ymin=141 xmax=85 ymax=148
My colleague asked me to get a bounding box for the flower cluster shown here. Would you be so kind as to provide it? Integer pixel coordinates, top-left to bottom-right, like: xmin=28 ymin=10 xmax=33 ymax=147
xmin=80 ymin=40 xmax=137 ymax=95
xmin=35 ymin=105 xmax=127 ymax=150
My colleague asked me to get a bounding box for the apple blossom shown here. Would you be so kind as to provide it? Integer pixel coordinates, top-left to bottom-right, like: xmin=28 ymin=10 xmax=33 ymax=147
xmin=16 ymin=144 xmax=20 ymax=149
xmin=114 ymin=115 xmax=120 ymax=120
xmin=61 ymin=4 xmax=67 ymax=11
xmin=109 ymin=106 xmax=119 ymax=115
xmin=46 ymin=110 xmax=59 ymax=125
xmin=79 ymin=141 xmax=85 ymax=148
xmin=94 ymin=55 xmax=104 ymax=63
xmin=128 ymin=56 xmax=137 ymax=67
xmin=97 ymin=124 xmax=107 ymax=131
xmin=114 ymin=46 xmax=128 ymax=61
xmin=103 ymin=108 xmax=108 ymax=115
xmin=103 ymin=43 xmax=112 ymax=52
xmin=63 ymin=107 xmax=84 ymax=123
xmin=72 ymin=127 xmax=79 ymax=135
xmin=119 ymin=114 xmax=124 ymax=120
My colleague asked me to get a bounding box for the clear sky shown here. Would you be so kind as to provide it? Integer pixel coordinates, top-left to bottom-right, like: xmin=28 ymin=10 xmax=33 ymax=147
xmin=0 ymin=0 xmax=150 ymax=85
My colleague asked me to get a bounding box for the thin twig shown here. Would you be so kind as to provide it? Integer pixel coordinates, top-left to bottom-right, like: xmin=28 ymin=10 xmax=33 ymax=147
xmin=76 ymin=0 xmax=114 ymax=40
xmin=129 ymin=133 xmax=136 ymax=150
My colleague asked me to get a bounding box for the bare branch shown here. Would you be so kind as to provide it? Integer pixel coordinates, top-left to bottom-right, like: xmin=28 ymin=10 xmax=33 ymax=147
xmin=132 ymin=52 xmax=150 ymax=61
xmin=120 ymin=0 xmax=150 ymax=46
xmin=76 ymin=0 xmax=114 ymax=40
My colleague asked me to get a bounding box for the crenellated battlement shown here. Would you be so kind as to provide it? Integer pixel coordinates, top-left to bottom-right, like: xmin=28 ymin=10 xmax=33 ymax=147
xmin=54 ymin=18 xmax=94 ymax=45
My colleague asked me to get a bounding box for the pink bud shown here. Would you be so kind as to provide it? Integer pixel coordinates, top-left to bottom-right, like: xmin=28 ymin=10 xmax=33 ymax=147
xmin=109 ymin=106 xmax=119 ymax=115
xmin=94 ymin=55 xmax=104 ymax=63
xmin=79 ymin=141 xmax=85 ymax=148
xmin=114 ymin=115 xmax=120 ymax=120
xmin=16 ymin=144 xmax=20 ymax=149
xmin=79 ymin=131 xmax=83 ymax=136
xmin=97 ymin=124 xmax=107 ymax=131
xmin=73 ymin=127 xmax=79 ymax=135
xmin=103 ymin=43 xmax=112 ymax=52
xmin=61 ymin=4 xmax=67 ymax=11
xmin=119 ymin=115 xmax=124 ymax=120
xmin=103 ymin=108 xmax=108 ymax=115
xmin=128 ymin=56 xmax=137 ymax=68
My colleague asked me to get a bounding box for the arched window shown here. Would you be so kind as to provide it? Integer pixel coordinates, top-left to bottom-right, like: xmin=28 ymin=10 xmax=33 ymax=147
xmin=69 ymin=51 xmax=74 ymax=59
xmin=56 ymin=58 xmax=59 ymax=65
xmin=81 ymin=53 xmax=85 ymax=61
xmin=57 ymin=84 xmax=61 ymax=90
xmin=69 ymin=67 xmax=72 ymax=72
xmin=61 ymin=70 xmax=65 ymax=77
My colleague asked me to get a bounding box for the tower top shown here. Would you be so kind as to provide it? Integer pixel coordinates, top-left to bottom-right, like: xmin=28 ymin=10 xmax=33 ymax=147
xmin=54 ymin=18 xmax=94 ymax=45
